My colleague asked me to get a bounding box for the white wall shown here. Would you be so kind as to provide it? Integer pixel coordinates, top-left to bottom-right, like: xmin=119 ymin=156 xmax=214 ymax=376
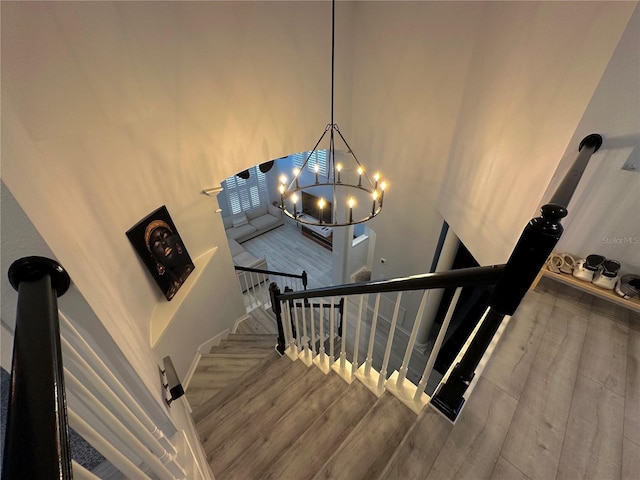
xmin=436 ymin=1 xmax=636 ymax=265
xmin=2 ymin=1 xmax=638 ymax=400
xmin=350 ymin=1 xmax=485 ymax=282
xmin=0 ymin=181 xmax=175 ymax=434
xmin=547 ymin=5 xmax=640 ymax=273
xmin=1 ymin=1 xmax=347 ymax=398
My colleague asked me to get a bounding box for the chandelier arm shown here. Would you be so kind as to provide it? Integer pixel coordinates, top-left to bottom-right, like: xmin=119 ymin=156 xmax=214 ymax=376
xmin=334 ymin=128 xmax=374 ymax=187
xmin=288 ymin=128 xmax=331 ymax=191
xmin=282 ymin=208 xmax=382 ymax=228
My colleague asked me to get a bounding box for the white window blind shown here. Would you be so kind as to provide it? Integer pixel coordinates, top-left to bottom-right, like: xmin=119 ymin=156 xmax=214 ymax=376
xmin=223 ymin=167 xmax=268 ymax=215
xmin=291 ymin=149 xmax=329 ymax=176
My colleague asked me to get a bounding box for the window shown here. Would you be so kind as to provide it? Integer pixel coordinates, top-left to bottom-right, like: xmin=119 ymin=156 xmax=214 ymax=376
xmin=291 ymin=149 xmax=329 ymax=176
xmin=223 ymin=166 xmax=268 ymax=215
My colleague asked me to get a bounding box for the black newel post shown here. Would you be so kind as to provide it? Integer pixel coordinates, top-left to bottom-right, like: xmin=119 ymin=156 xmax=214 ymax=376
xmin=2 ymin=257 xmax=72 ymax=479
xmin=269 ymin=282 xmax=286 ymax=356
xmin=432 ymin=204 xmax=567 ymax=420
xmin=431 ymin=133 xmax=602 ymax=421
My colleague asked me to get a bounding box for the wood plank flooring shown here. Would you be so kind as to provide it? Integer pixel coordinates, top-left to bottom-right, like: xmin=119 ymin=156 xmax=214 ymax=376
xmin=194 ymin=229 xmax=640 ymax=479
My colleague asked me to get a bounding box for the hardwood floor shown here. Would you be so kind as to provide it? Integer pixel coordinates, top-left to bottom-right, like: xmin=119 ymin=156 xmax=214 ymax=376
xmin=189 ymin=265 xmax=640 ymax=479
xmin=210 ymin=228 xmax=640 ymax=479
xmin=240 ymin=223 xmax=333 ymax=290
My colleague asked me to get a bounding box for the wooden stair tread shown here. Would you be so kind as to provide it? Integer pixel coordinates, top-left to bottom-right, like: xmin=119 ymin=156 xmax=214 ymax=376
xmin=262 ymin=379 xmax=378 ymax=480
xmin=195 ymin=354 xmax=304 ymax=433
xmin=191 ymin=351 xmax=282 ymax=424
xmin=220 ymin=372 xmax=350 ymax=478
xmin=376 ymin=406 xmax=453 ymax=480
xmin=313 ymin=392 xmax=416 ymax=480
xmin=203 ymin=364 xmax=329 ymax=473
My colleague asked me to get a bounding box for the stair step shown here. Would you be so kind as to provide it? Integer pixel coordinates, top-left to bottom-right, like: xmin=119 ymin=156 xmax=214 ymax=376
xmin=262 ymin=379 xmax=378 ymax=480
xmin=196 ymin=354 xmax=304 ymax=436
xmin=219 ymin=333 xmax=276 ymax=344
xmin=220 ymin=372 xmax=350 ymax=478
xmin=203 ymin=363 xmax=329 ymax=473
xmin=313 ymin=392 xmax=416 ymax=480
xmin=188 ymin=353 xmax=271 ymax=391
xmin=213 ymin=334 xmax=276 ymax=353
xmin=236 ymin=308 xmax=279 ymax=335
xmin=376 ymin=406 xmax=453 ymax=480
xmin=191 ymin=351 xmax=282 ymax=424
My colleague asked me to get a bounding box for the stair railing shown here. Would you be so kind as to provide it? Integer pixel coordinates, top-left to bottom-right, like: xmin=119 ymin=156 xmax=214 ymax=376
xmin=2 ymin=257 xmax=73 ymax=479
xmin=3 ymin=257 xmax=187 ymax=479
xmin=235 ymin=265 xmax=307 ymax=310
xmin=270 ymin=133 xmax=603 ymax=420
xmin=270 ymin=266 xmax=504 ymax=411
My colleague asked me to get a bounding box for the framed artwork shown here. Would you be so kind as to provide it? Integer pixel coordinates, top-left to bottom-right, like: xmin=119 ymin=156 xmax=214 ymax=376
xmin=126 ymin=206 xmax=195 ymax=301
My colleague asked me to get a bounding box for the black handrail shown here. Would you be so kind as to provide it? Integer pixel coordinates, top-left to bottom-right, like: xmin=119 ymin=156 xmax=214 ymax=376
xmin=269 ymin=265 xmax=504 ymax=356
xmin=2 ymin=257 xmax=72 ymax=479
xmin=276 ymin=264 xmax=505 ymax=301
xmin=431 ymin=133 xmax=603 ymax=420
xmin=234 ymin=265 xmax=307 ymax=281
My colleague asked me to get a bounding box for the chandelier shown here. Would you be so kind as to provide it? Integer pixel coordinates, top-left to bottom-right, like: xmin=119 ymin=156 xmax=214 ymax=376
xmin=277 ymin=0 xmax=386 ymax=228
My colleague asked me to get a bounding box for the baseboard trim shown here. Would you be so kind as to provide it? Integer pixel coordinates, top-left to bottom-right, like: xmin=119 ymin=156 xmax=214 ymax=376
xmin=183 ymin=329 xmax=231 ymax=389
xmin=232 ymin=314 xmax=251 ymax=334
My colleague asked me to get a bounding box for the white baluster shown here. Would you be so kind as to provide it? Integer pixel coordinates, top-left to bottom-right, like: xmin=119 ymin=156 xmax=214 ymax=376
xmin=329 ymin=297 xmax=335 ymax=362
xmin=397 ymin=290 xmax=431 ymax=387
xmin=351 ymin=294 xmax=366 ymax=377
xmin=293 ymin=301 xmax=301 ymax=352
xmin=377 ymin=291 xmax=403 ymax=392
xmin=339 ymin=300 xmax=347 ymax=370
xmin=72 ymin=461 xmax=101 ymax=480
xmin=356 ymin=293 xmax=384 ymax=396
xmin=60 ymin=315 xmax=178 ymax=457
xmin=68 ymin=409 xmax=152 ymax=480
xmin=310 ymin=300 xmax=317 ymax=355
xmin=62 ymin=337 xmax=184 ymax=477
xmin=300 ymin=299 xmax=313 ymax=366
xmin=332 ymin=296 xmax=354 ymax=383
xmin=313 ymin=297 xmax=331 ymax=374
xmin=415 ymin=287 xmax=462 ymax=403
xmin=66 ymin=370 xmax=178 ymax=480
xmin=283 ymin=300 xmax=297 ymax=361
xmin=364 ymin=293 xmax=381 ymax=376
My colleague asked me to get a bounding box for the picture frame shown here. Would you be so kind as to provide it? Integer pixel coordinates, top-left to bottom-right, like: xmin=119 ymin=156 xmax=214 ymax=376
xmin=126 ymin=206 xmax=195 ymax=301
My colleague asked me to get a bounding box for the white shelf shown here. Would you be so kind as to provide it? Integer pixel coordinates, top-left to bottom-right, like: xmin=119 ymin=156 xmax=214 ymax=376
xmin=150 ymin=247 xmax=217 ymax=347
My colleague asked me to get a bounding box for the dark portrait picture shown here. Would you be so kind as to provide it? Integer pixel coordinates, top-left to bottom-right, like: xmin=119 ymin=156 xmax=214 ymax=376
xmin=126 ymin=206 xmax=195 ymax=301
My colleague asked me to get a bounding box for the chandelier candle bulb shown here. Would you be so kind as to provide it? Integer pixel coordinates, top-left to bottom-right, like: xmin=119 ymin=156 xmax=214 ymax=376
xmin=293 ymin=168 xmax=300 ymax=188
xmin=318 ymin=197 xmax=326 ymax=223
xmin=348 ymin=197 xmax=355 ymax=224
xmin=273 ymin=0 xmax=386 ymax=228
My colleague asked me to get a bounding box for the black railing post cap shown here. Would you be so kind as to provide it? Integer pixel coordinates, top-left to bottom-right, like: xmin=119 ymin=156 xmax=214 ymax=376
xmin=540 ymin=204 xmax=568 ymax=221
xmin=579 ymin=133 xmax=603 ymax=153
xmin=8 ymin=256 xmax=71 ymax=297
